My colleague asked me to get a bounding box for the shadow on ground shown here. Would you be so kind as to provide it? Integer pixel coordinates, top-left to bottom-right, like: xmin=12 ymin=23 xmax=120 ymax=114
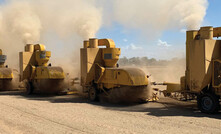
xmin=0 ymin=91 xmax=220 ymax=120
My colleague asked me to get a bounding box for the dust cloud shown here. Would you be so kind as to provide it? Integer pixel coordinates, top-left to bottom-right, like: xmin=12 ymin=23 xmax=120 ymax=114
xmin=107 ymin=59 xmax=186 ymax=102
xmin=140 ymin=59 xmax=186 ymax=83
xmin=99 ymin=85 xmax=152 ymax=104
xmin=0 ymin=0 xmax=102 ymax=69
xmin=101 ymin=0 xmax=208 ymax=37
xmin=0 ymin=0 xmax=102 ymax=91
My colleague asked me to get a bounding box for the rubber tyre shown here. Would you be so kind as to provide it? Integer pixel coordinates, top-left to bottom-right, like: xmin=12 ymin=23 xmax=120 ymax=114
xmin=88 ymin=87 xmax=99 ymax=101
xmin=26 ymin=82 xmax=34 ymax=95
xmin=197 ymin=93 xmax=220 ymax=114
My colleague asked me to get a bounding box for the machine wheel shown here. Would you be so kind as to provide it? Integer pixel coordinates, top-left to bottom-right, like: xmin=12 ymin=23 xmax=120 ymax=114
xmin=88 ymin=87 xmax=99 ymax=101
xmin=26 ymin=82 xmax=34 ymax=95
xmin=197 ymin=93 xmax=220 ymax=114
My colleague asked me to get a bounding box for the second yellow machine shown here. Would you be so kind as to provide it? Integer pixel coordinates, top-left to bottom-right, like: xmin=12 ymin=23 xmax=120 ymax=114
xmin=19 ymin=44 xmax=65 ymax=94
xmin=81 ymin=38 xmax=149 ymax=101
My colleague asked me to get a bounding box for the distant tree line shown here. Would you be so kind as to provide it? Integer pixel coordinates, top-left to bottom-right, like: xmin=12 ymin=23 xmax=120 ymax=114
xmin=118 ymin=56 xmax=185 ymax=66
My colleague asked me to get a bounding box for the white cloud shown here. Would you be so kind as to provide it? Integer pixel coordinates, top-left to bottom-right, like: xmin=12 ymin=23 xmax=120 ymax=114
xmin=130 ymin=44 xmax=142 ymax=50
xmin=124 ymin=43 xmax=142 ymax=50
xmin=123 ymin=39 xmax=128 ymax=42
xmin=120 ymin=43 xmax=144 ymax=58
xmin=157 ymin=39 xmax=171 ymax=47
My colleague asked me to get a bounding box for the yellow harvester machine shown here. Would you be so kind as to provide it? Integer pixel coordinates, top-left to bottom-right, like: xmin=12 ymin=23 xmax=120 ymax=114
xmin=161 ymin=26 xmax=221 ymax=113
xmin=0 ymin=49 xmax=13 ymax=90
xmin=19 ymin=44 xmax=65 ymax=94
xmin=80 ymin=38 xmax=149 ymax=101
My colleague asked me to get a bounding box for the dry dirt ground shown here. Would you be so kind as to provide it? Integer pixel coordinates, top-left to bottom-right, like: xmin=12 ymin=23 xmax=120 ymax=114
xmin=0 ymin=91 xmax=220 ymax=134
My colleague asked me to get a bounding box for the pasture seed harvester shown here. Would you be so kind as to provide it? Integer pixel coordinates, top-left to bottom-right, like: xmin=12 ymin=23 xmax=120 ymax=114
xmin=161 ymin=26 xmax=221 ymax=113
xmin=0 ymin=49 xmax=13 ymax=90
xmin=19 ymin=44 xmax=65 ymax=94
xmin=80 ymin=38 xmax=149 ymax=101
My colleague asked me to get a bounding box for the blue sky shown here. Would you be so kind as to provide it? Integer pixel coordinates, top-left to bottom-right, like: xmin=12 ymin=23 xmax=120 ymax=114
xmin=0 ymin=0 xmax=220 ymax=60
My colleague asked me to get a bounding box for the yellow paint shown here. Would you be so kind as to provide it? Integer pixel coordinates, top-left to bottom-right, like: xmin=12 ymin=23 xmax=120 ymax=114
xmin=80 ymin=38 xmax=149 ymax=92
xmin=163 ymin=82 xmax=181 ymax=93
xmin=0 ymin=50 xmax=13 ymax=80
xmin=167 ymin=26 xmax=221 ymax=96
xmin=20 ymin=44 xmax=65 ymax=82
xmin=0 ymin=68 xmax=13 ymax=79
xmin=213 ymin=27 xmax=221 ymax=37
xmin=35 ymin=51 xmax=51 ymax=66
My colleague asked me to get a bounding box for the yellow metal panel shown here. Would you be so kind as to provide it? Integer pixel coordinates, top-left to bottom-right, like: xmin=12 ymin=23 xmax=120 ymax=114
xmin=186 ymin=30 xmax=198 ymax=86
xmin=89 ymin=38 xmax=98 ymax=48
xmin=98 ymin=39 xmax=116 ymax=48
xmin=186 ymin=30 xmax=198 ymax=42
xmin=25 ymin=44 xmax=34 ymax=52
xmin=35 ymin=67 xmax=64 ymax=79
xmin=124 ymin=68 xmax=148 ymax=86
xmin=213 ymin=27 xmax=221 ymax=37
xmin=19 ymin=52 xmax=33 ymax=81
xmin=201 ymin=40 xmax=219 ymax=88
xmin=102 ymin=69 xmax=117 ymax=84
xmin=48 ymin=67 xmax=64 ymax=79
xmin=187 ymin=39 xmax=220 ymax=92
xmin=188 ymin=40 xmax=206 ymax=92
xmin=35 ymin=67 xmax=49 ymax=79
xmin=164 ymin=82 xmax=181 ymax=93
xmin=83 ymin=40 xmax=89 ymax=48
xmin=212 ymin=59 xmax=221 ymax=96
xmin=35 ymin=51 xmax=51 ymax=66
xmin=199 ymin=26 xmax=213 ymax=39
xmin=80 ymin=48 xmax=87 ymax=85
xmin=102 ymin=48 xmax=121 ymax=67
xmin=94 ymin=63 xmax=105 ymax=83
xmin=80 ymin=48 xmax=100 ymax=86
xmin=34 ymin=44 xmax=46 ymax=51
xmin=180 ymin=76 xmax=186 ymax=90
xmin=0 ymin=68 xmax=13 ymax=79
xmin=101 ymin=68 xmax=148 ymax=89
